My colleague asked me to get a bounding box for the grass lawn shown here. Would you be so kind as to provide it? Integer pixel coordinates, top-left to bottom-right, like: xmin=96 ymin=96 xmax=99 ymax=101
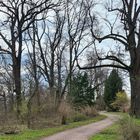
xmin=90 ymin=112 xmax=140 ymax=140
xmin=0 ymin=115 xmax=106 ymax=140
xmin=89 ymin=112 xmax=126 ymax=140
xmin=89 ymin=123 xmax=119 ymax=140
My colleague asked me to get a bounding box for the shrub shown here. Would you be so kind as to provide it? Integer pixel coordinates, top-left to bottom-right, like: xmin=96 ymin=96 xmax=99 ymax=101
xmin=111 ymin=90 xmax=129 ymax=112
xmin=70 ymin=113 xmax=88 ymax=122
xmin=119 ymin=116 xmax=140 ymax=140
xmin=81 ymin=106 xmax=98 ymax=117
xmin=58 ymin=101 xmax=74 ymax=124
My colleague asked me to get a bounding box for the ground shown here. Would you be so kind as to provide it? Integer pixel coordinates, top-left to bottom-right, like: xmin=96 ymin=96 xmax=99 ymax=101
xmin=40 ymin=112 xmax=119 ymax=140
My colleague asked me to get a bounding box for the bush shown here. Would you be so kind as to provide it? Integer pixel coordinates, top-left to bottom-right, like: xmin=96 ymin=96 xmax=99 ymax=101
xmin=111 ymin=91 xmax=129 ymax=112
xmin=58 ymin=101 xmax=75 ymax=124
xmin=80 ymin=106 xmax=98 ymax=117
xmin=70 ymin=113 xmax=88 ymax=122
xmin=119 ymin=116 xmax=140 ymax=140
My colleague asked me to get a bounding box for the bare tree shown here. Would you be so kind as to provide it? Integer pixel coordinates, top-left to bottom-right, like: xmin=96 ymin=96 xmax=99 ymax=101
xmin=86 ymin=49 xmax=108 ymax=96
xmin=77 ymin=0 xmax=140 ymax=117
xmin=65 ymin=0 xmax=94 ymax=94
xmin=26 ymin=22 xmax=41 ymax=109
xmin=33 ymin=9 xmax=66 ymax=103
xmin=0 ymin=0 xmax=58 ymax=119
xmin=0 ymin=55 xmax=15 ymax=113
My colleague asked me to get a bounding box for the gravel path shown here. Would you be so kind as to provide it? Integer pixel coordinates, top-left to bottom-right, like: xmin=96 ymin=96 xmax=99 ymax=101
xmin=40 ymin=112 xmax=120 ymax=140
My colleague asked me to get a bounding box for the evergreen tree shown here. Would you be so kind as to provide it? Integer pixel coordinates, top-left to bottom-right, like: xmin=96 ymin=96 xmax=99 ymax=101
xmin=70 ymin=72 xmax=95 ymax=107
xmin=104 ymin=69 xmax=123 ymax=111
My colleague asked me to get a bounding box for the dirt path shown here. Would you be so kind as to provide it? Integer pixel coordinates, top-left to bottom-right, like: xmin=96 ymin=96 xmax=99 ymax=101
xmin=40 ymin=112 xmax=120 ymax=140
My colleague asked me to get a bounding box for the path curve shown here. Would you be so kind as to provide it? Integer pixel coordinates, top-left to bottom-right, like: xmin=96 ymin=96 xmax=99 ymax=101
xmin=40 ymin=112 xmax=120 ymax=140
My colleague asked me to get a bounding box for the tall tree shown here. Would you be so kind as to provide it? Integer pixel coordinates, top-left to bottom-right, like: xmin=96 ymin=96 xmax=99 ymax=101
xmin=77 ymin=0 xmax=140 ymax=117
xmin=0 ymin=55 xmax=15 ymax=112
xmin=65 ymin=0 xmax=93 ymax=94
xmin=33 ymin=9 xmax=66 ymax=103
xmin=86 ymin=49 xmax=108 ymax=97
xmin=0 ymin=0 xmax=57 ymax=118
xmin=104 ymin=69 xmax=123 ymax=111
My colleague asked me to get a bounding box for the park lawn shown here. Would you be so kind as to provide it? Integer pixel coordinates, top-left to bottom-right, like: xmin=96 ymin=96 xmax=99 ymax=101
xmin=0 ymin=115 xmax=106 ymax=140
xmin=90 ymin=113 xmax=140 ymax=140
xmin=89 ymin=123 xmax=119 ymax=140
xmin=89 ymin=112 xmax=127 ymax=140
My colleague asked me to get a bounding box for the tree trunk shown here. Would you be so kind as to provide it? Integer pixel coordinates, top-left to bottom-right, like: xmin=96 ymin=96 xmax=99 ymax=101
xmin=3 ymin=92 xmax=7 ymax=118
xmin=15 ymin=75 xmax=22 ymax=119
xmin=27 ymin=100 xmax=32 ymax=129
xmin=61 ymin=115 xmax=67 ymax=125
xmin=12 ymin=25 xmax=22 ymax=119
xmin=27 ymin=81 xmax=35 ymax=129
xmin=36 ymin=85 xmax=40 ymax=109
xmin=129 ymin=43 xmax=140 ymax=117
xmin=130 ymin=71 xmax=140 ymax=117
xmin=13 ymin=60 xmax=22 ymax=119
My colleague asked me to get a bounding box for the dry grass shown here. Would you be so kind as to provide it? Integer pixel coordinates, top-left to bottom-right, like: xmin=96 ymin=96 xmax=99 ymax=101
xmin=80 ymin=106 xmax=98 ymax=117
xmin=119 ymin=116 xmax=140 ymax=140
xmin=0 ymin=95 xmax=100 ymax=131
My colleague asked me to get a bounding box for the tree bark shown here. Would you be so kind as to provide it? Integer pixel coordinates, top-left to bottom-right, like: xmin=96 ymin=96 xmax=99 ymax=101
xmin=13 ymin=63 xmax=22 ymax=119
xmin=12 ymin=44 xmax=22 ymax=119
xmin=3 ymin=92 xmax=7 ymax=118
xmin=130 ymin=71 xmax=140 ymax=117
xmin=27 ymin=99 xmax=32 ymax=129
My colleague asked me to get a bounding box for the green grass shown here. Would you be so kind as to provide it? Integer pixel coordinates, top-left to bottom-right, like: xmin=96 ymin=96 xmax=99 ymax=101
xmin=0 ymin=115 xmax=106 ymax=140
xmin=89 ymin=112 xmax=127 ymax=140
xmin=134 ymin=117 xmax=140 ymax=125
xmin=89 ymin=123 xmax=119 ymax=140
xmin=90 ymin=112 xmax=140 ymax=140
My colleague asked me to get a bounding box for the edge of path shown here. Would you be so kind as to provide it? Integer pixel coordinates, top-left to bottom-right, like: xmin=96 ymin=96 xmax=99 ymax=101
xmin=40 ymin=111 xmax=121 ymax=140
